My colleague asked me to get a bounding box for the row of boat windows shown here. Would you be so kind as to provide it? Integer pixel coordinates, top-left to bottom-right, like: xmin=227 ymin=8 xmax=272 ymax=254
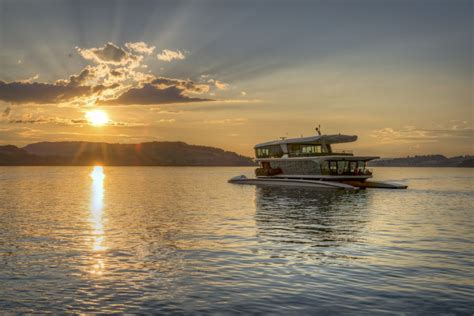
xmin=288 ymin=144 xmax=326 ymax=156
xmin=256 ymin=144 xmax=328 ymax=158
xmin=255 ymin=146 xmax=283 ymax=158
xmin=321 ymin=160 xmax=367 ymax=175
xmin=259 ymin=159 xmax=370 ymax=176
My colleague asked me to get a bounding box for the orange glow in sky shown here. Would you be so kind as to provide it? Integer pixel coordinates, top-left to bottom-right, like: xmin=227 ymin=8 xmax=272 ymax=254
xmin=0 ymin=1 xmax=472 ymax=157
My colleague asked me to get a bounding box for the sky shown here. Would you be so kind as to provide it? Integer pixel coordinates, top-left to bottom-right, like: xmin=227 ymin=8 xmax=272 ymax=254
xmin=0 ymin=0 xmax=472 ymax=157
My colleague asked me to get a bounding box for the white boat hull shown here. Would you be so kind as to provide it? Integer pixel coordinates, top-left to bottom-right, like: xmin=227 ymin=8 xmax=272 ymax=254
xmin=228 ymin=175 xmax=358 ymax=190
xmin=228 ymin=175 xmax=408 ymax=190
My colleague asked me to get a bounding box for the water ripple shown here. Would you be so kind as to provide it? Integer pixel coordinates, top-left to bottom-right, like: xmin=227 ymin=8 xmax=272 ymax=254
xmin=0 ymin=166 xmax=472 ymax=314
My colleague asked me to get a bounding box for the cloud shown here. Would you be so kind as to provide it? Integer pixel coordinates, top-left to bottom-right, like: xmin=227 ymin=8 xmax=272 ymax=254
xmin=0 ymin=42 xmax=218 ymax=107
xmin=5 ymin=114 xmax=144 ymax=127
xmin=132 ymin=71 xmax=155 ymax=84
xmin=151 ymin=77 xmax=209 ymax=94
xmin=109 ymin=69 xmax=124 ymax=78
xmin=0 ymin=72 xmax=211 ymax=107
xmin=157 ymin=119 xmax=176 ymax=123
xmin=149 ymin=107 xmax=184 ymax=114
xmin=99 ymin=84 xmax=213 ymax=105
xmin=56 ymin=65 xmax=109 ymax=87
xmin=371 ymin=125 xmax=473 ymax=144
xmin=203 ymin=118 xmax=248 ymax=125
xmin=77 ymin=42 xmax=141 ymax=66
xmin=0 ymin=63 xmax=123 ymax=106
xmin=0 ymin=80 xmax=96 ymax=104
xmin=7 ymin=116 xmax=88 ymax=125
xmin=202 ymin=77 xmax=230 ymax=90
xmin=2 ymin=107 xmax=11 ymax=117
xmin=125 ymin=42 xmax=155 ymax=55
xmin=0 ymin=60 xmax=124 ymax=105
xmin=157 ymin=49 xmax=186 ymax=62
xmin=19 ymin=74 xmax=39 ymax=83
xmin=214 ymin=80 xmax=229 ymax=90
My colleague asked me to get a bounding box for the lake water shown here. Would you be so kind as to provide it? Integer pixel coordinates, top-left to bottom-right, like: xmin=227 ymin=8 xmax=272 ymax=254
xmin=0 ymin=167 xmax=472 ymax=314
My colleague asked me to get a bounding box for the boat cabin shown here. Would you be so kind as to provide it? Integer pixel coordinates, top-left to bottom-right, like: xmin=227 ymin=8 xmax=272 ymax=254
xmin=254 ymin=134 xmax=378 ymax=178
xmin=254 ymin=134 xmax=356 ymax=158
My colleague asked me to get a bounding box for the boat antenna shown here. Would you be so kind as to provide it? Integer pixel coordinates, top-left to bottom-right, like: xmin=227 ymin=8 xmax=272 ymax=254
xmin=315 ymin=124 xmax=322 ymax=136
xmin=280 ymin=132 xmax=289 ymax=140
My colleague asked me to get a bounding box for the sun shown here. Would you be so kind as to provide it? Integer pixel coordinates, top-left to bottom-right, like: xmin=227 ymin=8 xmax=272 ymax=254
xmin=86 ymin=110 xmax=109 ymax=126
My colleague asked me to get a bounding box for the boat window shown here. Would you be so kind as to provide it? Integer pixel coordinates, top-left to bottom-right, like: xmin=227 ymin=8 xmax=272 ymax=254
xmin=329 ymin=161 xmax=337 ymax=173
xmin=288 ymin=144 xmax=322 ymax=157
xmin=321 ymin=161 xmax=330 ymax=174
xmin=323 ymin=160 xmax=365 ymax=175
xmin=350 ymin=161 xmax=357 ymax=173
xmin=357 ymin=161 xmax=366 ymax=172
xmin=337 ymin=161 xmax=348 ymax=174
xmin=255 ymin=145 xmax=283 ymax=158
xmin=256 ymin=148 xmax=269 ymax=158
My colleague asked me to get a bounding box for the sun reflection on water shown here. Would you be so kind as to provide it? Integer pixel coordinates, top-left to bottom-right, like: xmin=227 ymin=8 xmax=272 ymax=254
xmin=90 ymin=166 xmax=106 ymax=275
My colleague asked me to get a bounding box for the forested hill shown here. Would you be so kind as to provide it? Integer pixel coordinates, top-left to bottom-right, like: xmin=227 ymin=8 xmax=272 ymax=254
xmin=368 ymin=155 xmax=474 ymax=167
xmin=0 ymin=141 xmax=256 ymax=166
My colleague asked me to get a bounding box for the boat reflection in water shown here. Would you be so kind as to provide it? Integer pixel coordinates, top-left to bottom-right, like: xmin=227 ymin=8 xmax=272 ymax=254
xmin=89 ymin=166 xmax=106 ymax=275
xmin=254 ymin=186 xmax=370 ymax=263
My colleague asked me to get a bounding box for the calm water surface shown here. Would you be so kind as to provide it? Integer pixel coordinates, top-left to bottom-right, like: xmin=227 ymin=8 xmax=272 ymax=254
xmin=0 ymin=167 xmax=472 ymax=314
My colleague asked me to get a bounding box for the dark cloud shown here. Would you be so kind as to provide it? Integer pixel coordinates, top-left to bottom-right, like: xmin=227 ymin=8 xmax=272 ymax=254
xmin=0 ymin=77 xmax=208 ymax=106
xmin=151 ymin=77 xmax=209 ymax=94
xmin=110 ymin=69 xmax=123 ymax=77
xmin=8 ymin=117 xmax=88 ymax=125
xmin=70 ymin=119 xmax=89 ymax=124
xmin=77 ymin=42 xmax=141 ymax=66
xmin=8 ymin=118 xmax=50 ymax=124
xmin=6 ymin=115 xmax=141 ymax=127
xmin=68 ymin=69 xmax=91 ymax=87
xmin=0 ymin=63 xmax=120 ymax=104
xmin=93 ymin=83 xmax=120 ymax=94
xmin=99 ymin=84 xmax=213 ymax=105
xmin=60 ymin=65 xmax=108 ymax=87
xmin=0 ymin=80 xmax=93 ymax=104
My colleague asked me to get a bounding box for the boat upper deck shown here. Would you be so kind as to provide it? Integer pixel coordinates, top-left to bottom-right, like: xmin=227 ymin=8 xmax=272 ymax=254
xmin=256 ymin=155 xmax=380 ymax=162
xmin=254 ymin=134 xmax=357 ymax=148
xmin=254 ymin=134 xmax=361 ymax=159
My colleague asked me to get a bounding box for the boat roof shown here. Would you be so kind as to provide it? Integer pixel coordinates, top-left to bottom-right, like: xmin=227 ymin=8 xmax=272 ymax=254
xmin=256 ymin=155 xmax=379 ymax=161
xmin=254 ymin=134 xmax=357 ymax=148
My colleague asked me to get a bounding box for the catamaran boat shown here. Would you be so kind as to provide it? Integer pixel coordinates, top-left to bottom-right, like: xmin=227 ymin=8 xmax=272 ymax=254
xmin=229 ymin=129 xmax=407 ymax=190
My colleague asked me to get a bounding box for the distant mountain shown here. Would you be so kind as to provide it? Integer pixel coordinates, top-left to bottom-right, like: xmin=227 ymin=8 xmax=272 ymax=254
xmin=368 ymin=155 xmax=474 ymax=168
xmin=0 ymin=141 xmax=256 ymax=166
xmin=2 ymin=144 xmax=471 ymax=167
xmin=0 ymin=145 xmax=53 ymax=165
